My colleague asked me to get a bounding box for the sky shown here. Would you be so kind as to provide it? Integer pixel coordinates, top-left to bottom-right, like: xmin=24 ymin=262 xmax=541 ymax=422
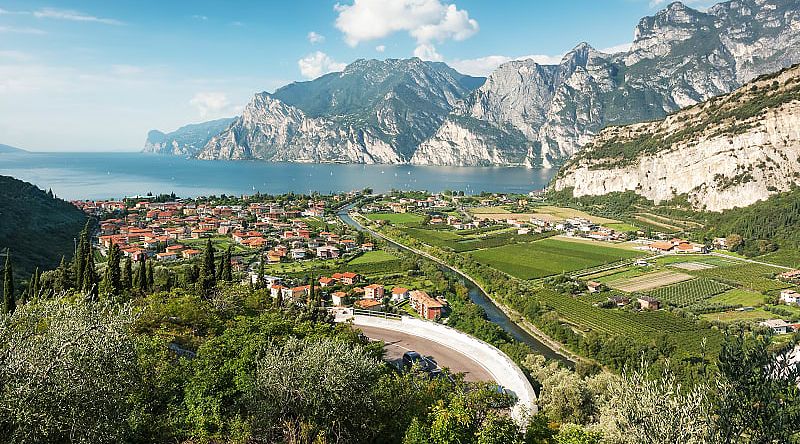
xmin=0 ymin=0 xmax=716 ymax=152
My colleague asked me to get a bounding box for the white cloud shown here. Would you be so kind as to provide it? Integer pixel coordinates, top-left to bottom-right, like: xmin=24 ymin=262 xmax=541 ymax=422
xmin=307 ymin=31 xmax=326 ymax=44
xmin=599 ymin=42 xmax=632 ymax=54
xmin=375 ymin=45 xmax=386 ymax=52
xmin=111 ymin=64 xmax=145 ymax=76
xmin=189 ymin=92 xmax=237 ymax=118
xmin=413 ymin=43 xmax=442 ymax=61
xmin=0 ymin=26 xmax=46 ymax=35
xmin=33 ymin=8 xmax=123 ymax=25
xmin=191 ymin=14 xmax=208 ymax=21
xmin=334 ymin=0 xmax=478 ymax=48
xmin=298 ymin=51 xmax=346 ymax=79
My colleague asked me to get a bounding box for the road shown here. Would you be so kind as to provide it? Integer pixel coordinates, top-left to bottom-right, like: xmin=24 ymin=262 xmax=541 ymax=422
xmin=356 ymin=325 xmax=494 ymax=382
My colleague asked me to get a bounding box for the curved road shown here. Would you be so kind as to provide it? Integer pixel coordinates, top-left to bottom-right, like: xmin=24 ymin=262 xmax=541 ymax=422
xmin=357 ymin=325 xmax=494 ymax=382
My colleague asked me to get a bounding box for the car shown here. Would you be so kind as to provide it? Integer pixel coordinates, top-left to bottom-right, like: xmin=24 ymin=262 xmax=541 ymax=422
xmin=402 ymin=351 xmax=435 ymax=372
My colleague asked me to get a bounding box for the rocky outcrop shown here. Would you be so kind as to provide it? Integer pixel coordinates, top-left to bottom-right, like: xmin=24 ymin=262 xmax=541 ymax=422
xmin=414 ymin=0 xmax=800 ymax=167
xmin=143 ymin=118 xmax=235 ymax=156
xmin=553 ymin=64 xmax=800 ymax=211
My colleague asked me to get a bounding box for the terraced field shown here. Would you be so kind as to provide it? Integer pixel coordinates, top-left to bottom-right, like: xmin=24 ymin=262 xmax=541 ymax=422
xmin=470 ymin=238 xmax=643 ymax=279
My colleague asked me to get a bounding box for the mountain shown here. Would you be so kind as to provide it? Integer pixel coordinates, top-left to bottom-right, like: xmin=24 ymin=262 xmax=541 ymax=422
xmin=0 ymin=144 xmax=25 ymax=153
xmin=148 ymin=0 xmax=800 ymax=167
xmin=553 ymin=63 xmax=800 ymax=211
xmin=0 ymin=176 xmax=87 ymax=278
xmin=143 ymin=118 xmax=235 ymax=156
xmin=413 ymin=0 xmax=800 ymax=167
xmin=198 ymin=58 xmax=484 ymax=163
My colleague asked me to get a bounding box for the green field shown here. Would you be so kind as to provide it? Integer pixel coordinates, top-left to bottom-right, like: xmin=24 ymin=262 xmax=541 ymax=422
xmin=700 ymin=308 xmax=774 ymax=323
xmin=469 ymin=238 xmax=643 ymax=279
xmin=605 ymin=222 xmax=639 ymax=232
xmin=692 ymin=263 xmax=790 ymax=292
xmin=647 ymin=278 xmax=730 ymax=308
xmin=347 ymin=250 xmax=398 ymax=265
xmin=709 ymin=289 xmax=765 ymax=307
xmin=365 ymin=212 xmax=424 ymax=224
xmin=760 ymin=249 xmax=800 ymax=268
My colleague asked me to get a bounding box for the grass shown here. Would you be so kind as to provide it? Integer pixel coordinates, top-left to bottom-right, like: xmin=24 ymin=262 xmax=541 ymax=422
xmin=365 ymin=212 xmax=424 ymax=225
xmin=531 ymin=206 xmax=619 ymax=224
xmin=605 ymin=222 xmax=639 ymax=232
xmin=710 ymin=289 xmax=765 ymax=307
xmin=468 ymin=206 xmax=510 ymax=214
xmin=469 ymin=238 xmax=643 ymax=280
xmin=347 ymin=250 xmax=398 ymax=265
xmin=647 ymin=278 xmax=730 ymax=308
xmin=759 ymin=249 xmax=800 ymax=268
xmin=700 ymin=308 xmax=774 ymax=323
xmin=692 ymin=263 xmax=791 ymax=292
xmin=179 ymin=237 xmax=251 ymax=254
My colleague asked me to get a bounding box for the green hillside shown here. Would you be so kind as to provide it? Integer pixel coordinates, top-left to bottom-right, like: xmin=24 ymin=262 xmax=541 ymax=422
xmin=0 ymin=176 xmax=87 ymax=278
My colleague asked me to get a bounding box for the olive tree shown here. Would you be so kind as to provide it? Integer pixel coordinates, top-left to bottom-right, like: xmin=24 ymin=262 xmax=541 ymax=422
xmin=248 ymin=337 xmax=385 ymax=443
xmin=0 ymin=298 xmax=139 ymax=444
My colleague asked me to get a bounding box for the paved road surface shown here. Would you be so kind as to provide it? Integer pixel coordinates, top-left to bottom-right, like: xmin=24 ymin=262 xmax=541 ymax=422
xmin=356 ymin=325 xmax=494 ymax=382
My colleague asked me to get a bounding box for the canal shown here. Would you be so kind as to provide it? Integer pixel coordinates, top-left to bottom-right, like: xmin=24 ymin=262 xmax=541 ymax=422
xmin=338 ymin=206 xmax=572 ymax=365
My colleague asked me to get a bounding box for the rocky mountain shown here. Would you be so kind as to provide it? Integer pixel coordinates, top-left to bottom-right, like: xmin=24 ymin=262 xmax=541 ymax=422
xmin=198 ymin=58 xmax=483 ymax=163
xmin=413 ymin=0 xmax=800 ymax=168
xmin=146 ymin=0 xmax=800 ymax=167
xmin=143 ymin=118 xmax=235 ymax=156
xmin=553 ymin=63 xmax=800 ymax=211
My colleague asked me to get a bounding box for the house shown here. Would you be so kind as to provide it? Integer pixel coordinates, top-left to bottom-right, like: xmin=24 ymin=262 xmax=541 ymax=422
xmin=608 ymin=295 xmax=630 ymax=307
xmin=319 ymin=277 xmax=336 ymax=287
xmin=647 ymin=241 xmax=675 ymax=253
xmin=361 ymin=242 xmax=375 ymax=251
xmin=270 ymin=285 xmax=285 ymax=299
xmin=267 ymin=252 xmax=282 ymax=264
xmin=355 ymin=299 xmax=383 ymax=311
xmin=331 ymin=291 xmax=347 ymax=306
xmin=290 ymin=248 xmax=307 ymax=260
xmin=410 ymin=290 xmax=445 ymax=320
xmin=316 ymin=245 xmax=340 ymax=259
xmin=587 ymin=281 xmax=603 ymax=293
xmin=391 ymin=287 xmax=410 ymax=302
xmin=760 ymin=319 xmax=794 ymax=335
xmin=637 ymin=296 xmax=660 ymax=310
xmin=341 ymin=272 xmax=360 ymax=285
xmin=779 ymin=289 xmax=800 ymax=305
xmin=182 ymin=249 xmax=202 ymax=259
xmin=156 ymin=252 xmax=177 ymax=261
xmin=364 ymin=284 xmax=385 ymax=300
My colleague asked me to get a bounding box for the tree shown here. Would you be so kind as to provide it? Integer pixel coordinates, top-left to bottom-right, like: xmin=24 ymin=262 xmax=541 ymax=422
xmin=713 ymin=332 xmax=800 ymax=443
xmin=136 ymin=257 xmax=148 ymax=293
xmin=3 ymin=249 xmax=14 ymax=314
xmin=222 ymin=246 xmax=233 ymax=282
xmin=74 ymin=220 xmax=91 ymax=289
xmin=122 ymin=257 xmax=133 ymax=290
xmin=55 ymin=256 xmax=71 ymax=293
xmin=147 ymin=261 xmax=155 ymax=290
xmin=0 ymin=299 xmax=139 ymax=443
xmin=105 ymin=243 xmax=122 ymax=295
xmin=199 ymin=240 xmax=216 ymax=297
xmin=256 ymin=254 xmax=265 ymax=288
xmin=82 ymin=244 xmax=98 ymax=301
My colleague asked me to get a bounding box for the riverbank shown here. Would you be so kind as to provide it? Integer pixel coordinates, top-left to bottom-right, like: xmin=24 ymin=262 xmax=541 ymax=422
xmin=340 ymin=208 xmax=579 ymax=365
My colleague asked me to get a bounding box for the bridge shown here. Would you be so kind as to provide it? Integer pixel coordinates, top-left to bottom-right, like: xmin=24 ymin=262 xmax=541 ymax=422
xmin=333 ymin=308 xmax=538 ymax=423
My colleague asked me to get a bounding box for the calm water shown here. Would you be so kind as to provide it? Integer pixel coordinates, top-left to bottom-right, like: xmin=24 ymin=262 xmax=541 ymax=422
xmin=0 ymin=152 xmax=556 ymax=200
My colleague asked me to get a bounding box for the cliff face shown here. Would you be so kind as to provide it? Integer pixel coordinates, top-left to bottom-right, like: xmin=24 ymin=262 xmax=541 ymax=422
xmin=553 ymin=64 xmax=800 ymax=211
xmin=145 ymin=0 xmax=800 ymax=167
xmin=143 ymin=118 xmax=235 ymax=156
xmin=413 ymin=0 xmax=800 ymax=168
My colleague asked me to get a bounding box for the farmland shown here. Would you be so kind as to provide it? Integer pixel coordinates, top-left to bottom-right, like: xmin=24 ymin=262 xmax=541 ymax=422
xmin=469 ymin=238 xmax=643 ymax=280
xmin=607 ymin=270 xmax=693 ymax=292
xmin=364 ymin=212 xmax=424 ymax=225
xmin=647 ymin=278 xmax=730 ymax=308
xmin=709 ymin=289 xmax=765 ymax=307
xmin=691 ymin=263 xmax=791 ymax=292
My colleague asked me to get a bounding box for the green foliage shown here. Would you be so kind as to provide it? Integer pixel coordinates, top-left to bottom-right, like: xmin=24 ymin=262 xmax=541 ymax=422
xmin=647 ymin=278 xmax=730 ymax=308
xmin=3 ymin=250 xmax=13 ymax=313
xmin=0 ymin=176 xmax=87 ymax=278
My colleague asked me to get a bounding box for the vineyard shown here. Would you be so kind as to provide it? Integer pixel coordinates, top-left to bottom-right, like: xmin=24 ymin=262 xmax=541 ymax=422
xmin=647 ymin=278 xmax=731 ymax=308
xmin=692 ymin=263 xmax=791 ymax=292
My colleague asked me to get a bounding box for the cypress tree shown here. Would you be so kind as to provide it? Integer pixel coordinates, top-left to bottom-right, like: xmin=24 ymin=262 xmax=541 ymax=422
xmin=74 ymin=220 xmax=91 ymax=289
xmin=122 ymin=257 xmax=133 ymax=290
xmin=56 ymin=256 xmax=70 ymax=293
xmin=147 ymin=261 xmax=155 ymax=291
xmin=222 ymin=246 xmax=233 ymax=282
xmin=136 ymin=257 xmax=148 ymax=293
xmin=200 ymin=240 xmax=216 ymax=297
xmin=257 ymin=254 xmax=265 ymax=288
xmin=106 ymin=243 xmax=122 ymax=295
xmin=3 ymin=250 xmax=14 ymax=314
xmin=32 ymin=267 xmax=40 ymax=299
xmin=82 ymin=248 xmax=98 ymax=301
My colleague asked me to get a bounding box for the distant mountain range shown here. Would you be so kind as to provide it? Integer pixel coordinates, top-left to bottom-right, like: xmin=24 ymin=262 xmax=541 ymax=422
xmin=554 ymin=63 xmax=800 ymax=211
xmin=0 ymin=144 xmax=25 ymax=153
xmin=145 ymin=0 xmax=800 ymax=167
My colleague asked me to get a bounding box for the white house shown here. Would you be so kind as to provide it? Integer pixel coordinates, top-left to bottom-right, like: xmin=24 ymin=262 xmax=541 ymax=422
xmin=780 ymin=289 xmax=800 ymax=305
xmin=760 ymin=319 xmax=793 ymax=335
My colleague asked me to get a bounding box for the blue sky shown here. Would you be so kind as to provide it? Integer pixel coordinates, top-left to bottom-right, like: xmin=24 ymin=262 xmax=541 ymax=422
xmin=0 ymin=0 xmax=714 ymax=151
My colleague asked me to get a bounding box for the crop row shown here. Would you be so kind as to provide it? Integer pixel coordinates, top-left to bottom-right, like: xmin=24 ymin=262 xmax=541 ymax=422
xmin=647 ymin=278 xmax=730 ymax=308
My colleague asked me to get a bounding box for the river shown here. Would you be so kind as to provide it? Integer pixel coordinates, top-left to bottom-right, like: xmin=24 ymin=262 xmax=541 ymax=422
xmin=337 ymin=206 xmax=571 ymax=365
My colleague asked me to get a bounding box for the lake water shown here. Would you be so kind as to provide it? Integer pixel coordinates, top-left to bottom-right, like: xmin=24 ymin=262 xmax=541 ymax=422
xmin=0 ymin=152 xmax=557 ymax=200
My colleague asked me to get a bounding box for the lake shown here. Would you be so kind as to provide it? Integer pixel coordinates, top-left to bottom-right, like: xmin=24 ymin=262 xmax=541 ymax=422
xmin=0 ymin=152 xmax=557 ymax=200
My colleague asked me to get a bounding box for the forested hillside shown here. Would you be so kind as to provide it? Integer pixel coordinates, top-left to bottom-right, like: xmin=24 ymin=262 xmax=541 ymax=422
xmin=0 ymin=176 xmax=86 ymax=278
